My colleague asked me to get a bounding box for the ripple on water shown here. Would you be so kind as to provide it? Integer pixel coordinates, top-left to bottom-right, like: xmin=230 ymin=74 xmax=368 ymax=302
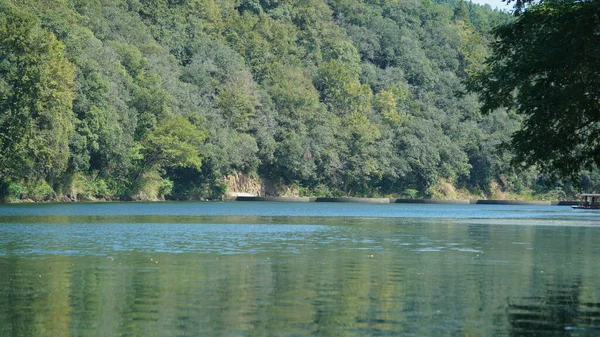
xmin=1 ymin=223 xmax=337 ymax=256
xmin=413 ymin=247 xmax=444 ymax=252
xmin=2 ymin=204 xmax=600 ymax=337
xmin=451 ymin=248 xmax=482 ymax=253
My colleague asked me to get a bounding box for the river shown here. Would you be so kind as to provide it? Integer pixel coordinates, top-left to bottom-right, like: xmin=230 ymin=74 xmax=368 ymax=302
xmin=0 ymin=202 xmax=599 ymax=336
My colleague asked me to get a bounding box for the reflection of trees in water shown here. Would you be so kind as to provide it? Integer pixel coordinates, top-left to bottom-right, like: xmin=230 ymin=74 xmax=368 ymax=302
xmin=468 ymin=223 xmax=490 ymax=243
xmin=508 ymin=280 xmax=600 ymax=336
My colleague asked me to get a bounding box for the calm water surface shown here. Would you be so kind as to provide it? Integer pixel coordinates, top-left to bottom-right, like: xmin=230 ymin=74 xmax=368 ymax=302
xmin=0 ymin=202 xmax=599 ymax=336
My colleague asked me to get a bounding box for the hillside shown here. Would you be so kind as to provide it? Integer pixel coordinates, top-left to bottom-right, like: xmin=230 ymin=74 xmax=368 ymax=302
xmin=0 ymin=0 xmax=589 ymax=201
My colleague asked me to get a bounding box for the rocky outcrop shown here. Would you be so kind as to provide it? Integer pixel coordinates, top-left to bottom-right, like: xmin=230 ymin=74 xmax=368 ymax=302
xmin=225 ymin=173 xmax=300 ymax=197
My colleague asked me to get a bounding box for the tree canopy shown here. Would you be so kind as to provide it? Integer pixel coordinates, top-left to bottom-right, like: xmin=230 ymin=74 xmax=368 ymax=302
xmin=1 ymin=0 xmax=594 ymax=201
xmin=469 ymin=0 xmax=600 ymax=180
xmin=0 ymin=1 xmax=75 ymax=183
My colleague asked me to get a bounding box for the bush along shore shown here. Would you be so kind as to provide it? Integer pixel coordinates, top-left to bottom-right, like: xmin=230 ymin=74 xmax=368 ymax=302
xmin=0 ymin=173 xmax=579 ymax=204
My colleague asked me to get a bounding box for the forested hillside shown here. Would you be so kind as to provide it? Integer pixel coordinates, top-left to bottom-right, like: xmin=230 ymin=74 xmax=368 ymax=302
xmin=0 ymin=0 xmax=592 ymax=201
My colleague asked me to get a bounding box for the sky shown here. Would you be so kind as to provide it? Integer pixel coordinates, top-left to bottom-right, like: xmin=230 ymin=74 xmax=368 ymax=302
xmin=470 ymin=0 xmax=513 ymax=11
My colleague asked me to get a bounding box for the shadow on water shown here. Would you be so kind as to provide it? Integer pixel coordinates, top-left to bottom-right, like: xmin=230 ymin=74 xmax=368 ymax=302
xmin=508 ymin=280 xmax=600 ymax=336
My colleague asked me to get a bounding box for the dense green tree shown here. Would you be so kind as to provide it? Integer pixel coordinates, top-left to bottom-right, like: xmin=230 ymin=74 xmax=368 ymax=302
xmin=135 ymin=115 xmax=206 ymax=177
xmin=0 ymin=1 xmax=75 ymax=183
xmin=3 ymin=0 xmax=584 ymax=201
xmin=469 ymin=0 xmax=600 ymax=180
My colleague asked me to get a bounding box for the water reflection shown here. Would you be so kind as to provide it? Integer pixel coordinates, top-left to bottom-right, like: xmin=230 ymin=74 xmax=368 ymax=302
xmin=0 ymin=209 xmax=599 ymax=336
xmin=508 ymin=281 xmax=600 ymax=336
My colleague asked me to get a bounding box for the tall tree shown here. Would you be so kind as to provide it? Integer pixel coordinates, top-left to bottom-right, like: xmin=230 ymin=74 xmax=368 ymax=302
xmin=0 ymin=1 xmax=75 ymax=182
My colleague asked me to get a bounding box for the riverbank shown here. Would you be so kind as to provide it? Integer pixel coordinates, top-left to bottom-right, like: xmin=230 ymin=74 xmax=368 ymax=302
xmin=230 ymin=196 xmax=579 ymax=206
xmin=0 ymin=196 xmax=579 ymax=206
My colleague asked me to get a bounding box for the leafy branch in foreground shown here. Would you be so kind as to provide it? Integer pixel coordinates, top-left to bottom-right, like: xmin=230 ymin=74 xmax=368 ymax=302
xmin=469 ymin=0 xmax=600 ymax=180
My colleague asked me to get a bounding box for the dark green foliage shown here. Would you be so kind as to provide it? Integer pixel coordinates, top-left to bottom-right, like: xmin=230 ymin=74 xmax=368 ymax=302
xmin=469 ymin=0 xmax=600 ymax=181
xmin=0 ymin=0 xmax=588 ymax=201
xmin=0 ymin=1 xmax=75 ymax=185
